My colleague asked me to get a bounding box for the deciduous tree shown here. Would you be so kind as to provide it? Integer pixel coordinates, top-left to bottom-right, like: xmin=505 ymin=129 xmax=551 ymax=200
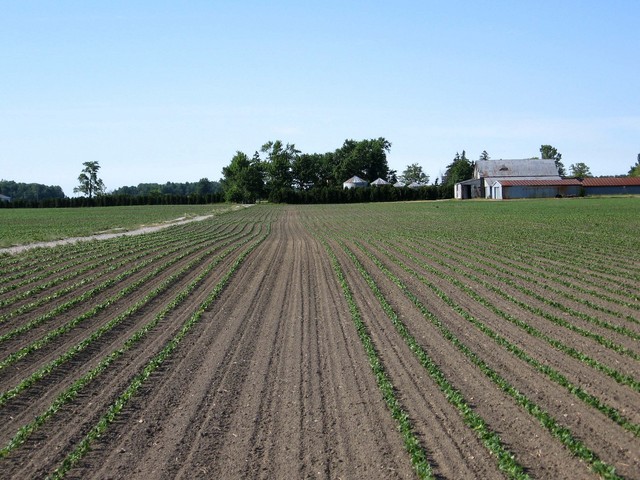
xmin=569 ymin=162 xmax=592 ymax=178
xmin=221 ymin=151 xmax=264 ymax=203
xmin=332 ymin=138 xmax=391 ymax=184
xmin=401 ymin=163 xmax=429 ymax=184
xmin=261 ymin=140 xmax=299 ymax=201
xmin=540 ymin=144 xmax=566 ymax=176
xmin=73 ymin=161 xmax=105 ymax=198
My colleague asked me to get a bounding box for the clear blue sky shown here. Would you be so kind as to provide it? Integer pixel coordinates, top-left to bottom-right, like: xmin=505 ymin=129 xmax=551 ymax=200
xmin=2 ymin=1 xmax=639 ymax=196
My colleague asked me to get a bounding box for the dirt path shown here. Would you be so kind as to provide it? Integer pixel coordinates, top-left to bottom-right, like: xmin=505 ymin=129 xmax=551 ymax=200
xmin=0 ymin=213 xmax=225 ymax=256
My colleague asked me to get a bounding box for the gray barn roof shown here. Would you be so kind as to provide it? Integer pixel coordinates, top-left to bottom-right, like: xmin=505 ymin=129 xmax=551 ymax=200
xmin=475 ymin=159 xmax=560 ymax=179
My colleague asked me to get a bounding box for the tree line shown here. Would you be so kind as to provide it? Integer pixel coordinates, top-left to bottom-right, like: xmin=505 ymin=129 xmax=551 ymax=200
xmin=0 ymin=180 xmax=65 ymax=202
xmin=221 ymin=138 xmax=395 ymax=203
xmin=3 ymin=145 xmax=637 ymax=208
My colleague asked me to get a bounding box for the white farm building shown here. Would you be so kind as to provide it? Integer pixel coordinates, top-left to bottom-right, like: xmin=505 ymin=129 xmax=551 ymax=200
xmin=454 ymin=159 xmax=575 ymax=199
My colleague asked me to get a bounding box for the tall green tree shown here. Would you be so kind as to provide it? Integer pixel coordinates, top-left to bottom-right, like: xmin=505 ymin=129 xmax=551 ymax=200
xmin=442 ymin=151 xmax=474 ymax=187
xmin=221 ymin=151 xmax=264 ymax=203
xmin=261 ymin=140 xmax=299 ymax=200
xmin=73 ymin=161 xmax=105 ymax=198
xmin=540 ymin=144 xmax=566 ymax=176
xmin=291 ymin=153 xmax=327 ymax=190
xmin=332 ymin=138 xmax=391 ymax=184
xmin=569 ymin=162 xmax=592 ymax=178
xmin=479 ymin=150 xmax=490 ymax=161
xmin=401 ymin=163 xmax=429 ymax=184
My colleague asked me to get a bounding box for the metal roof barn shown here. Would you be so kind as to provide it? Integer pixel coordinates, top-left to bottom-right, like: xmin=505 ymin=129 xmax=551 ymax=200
xmin=496 ymin=179 xmax=582 ymax=199
xmin=582 ymin=177 xmax=640 ymax=196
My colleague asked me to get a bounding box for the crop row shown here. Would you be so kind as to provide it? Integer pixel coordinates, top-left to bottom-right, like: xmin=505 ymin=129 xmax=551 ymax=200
xmin=0 ymin=222 xmax=265 ymax=408
xmin=1 ymin=220 xmax=270 ymax=461
xmin=327 ymin=236 xmax=531 ymax=479
xmin=300 ymin=203 xmax=635 ymax=478
xmin=434 ymin=236 xmax=640 ymax=319
xmin=0 ymin=220 xmax=247 ymax=325
xmin=0 ymin=215 xmax=239 ymax=301
xmin=386 ymin=236 xmax=640 ymax=361
xmin=0 ymin=207 xmax=277 ymax=476
xmin=366 ymin=238 xmax=640 ymax=436
xmin=319 ymin=236 xmax=435 ymax=479
xmin=48 ymin=220 xmax=272 ymax=478
xmin=442 ymin=235 xmax=640 ymax=312
xmin=0 ymin=223 xmax=237 ymax=349
xmin=351 ymin=241 xmax=619 ymax=477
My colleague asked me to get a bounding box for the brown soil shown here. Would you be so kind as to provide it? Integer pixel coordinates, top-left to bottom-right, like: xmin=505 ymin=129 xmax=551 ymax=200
xmin=0 ymin=205 xmax=638 ymax=479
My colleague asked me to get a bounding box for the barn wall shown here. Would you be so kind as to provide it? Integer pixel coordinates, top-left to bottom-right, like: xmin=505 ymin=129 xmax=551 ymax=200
xmin=584 ymin=186 xmax=640 ymax=196
xmin=502 ymin=185 xmax=581 ymax=199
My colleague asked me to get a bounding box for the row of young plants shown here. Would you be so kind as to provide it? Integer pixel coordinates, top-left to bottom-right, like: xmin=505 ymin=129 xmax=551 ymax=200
xmin=329 ymin=236 xmax=530 ymax=479
xmin=426 ymin=230 xmax=640 ymax=308
xmin=434 ymin=236 xmax=640 ymax=320
xmin=483 ymin=234 xmax=640 ymax=283
xmin=368 ymin=237 xmax=640 ymax=437
xmin=0 ymin=220 xmax=271 ymax=461
xmin=438 ymin=236 xmax=640 ymax=330
xmin=0 ymin=217 xmax=169 ymax=275
xmin=0 ymin=205 xmax=237 ymax=287
xmin=533 ymin=235 xmax=640 ymax=275
xmin=0 ymin=213 xmax=231 ymax=300
xmin=0 ymin=225 xmax=198 ymax=308
xmin=388 ymin=235 xmax=640 ymax=392
xmin=0 ymin=220 xmax=244 ymax=321
xmin=0 ymin=220 xmax=260 ymax=369
xmin=380 ymin=226 xmax=640 ymax=364
xmin=0 ymin=222 xmax=265 ymax=408
xmin=0 ymin=216 xmax=248 ymax=322
xmin=335 ymin=232 xmax=622 ymax=479
xmin=0 ymin=218 xmax=219 ymax=293
xmin=1 ymin=246 xmax=162 ymax=320
xmin=397 ymin=235 xmax=640 ymax=350
xmin=317 ymin=235 xmax=435 ymax=480
xmin=0 ymin=232 xmax=206 ymax=344
xmin=46 ymin=220 xmax=273 ymax=479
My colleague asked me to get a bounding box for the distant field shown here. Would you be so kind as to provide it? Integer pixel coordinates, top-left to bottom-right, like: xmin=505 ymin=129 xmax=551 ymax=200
xmin=0 ymin=204 xmax=233 ymax=247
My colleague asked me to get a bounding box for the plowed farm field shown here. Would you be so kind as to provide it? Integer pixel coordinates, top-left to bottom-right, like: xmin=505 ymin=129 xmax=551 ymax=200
xmin=1 ymin=199 xmax=638 ymax=479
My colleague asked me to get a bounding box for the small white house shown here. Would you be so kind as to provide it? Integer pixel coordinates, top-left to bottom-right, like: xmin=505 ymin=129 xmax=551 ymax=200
xmin=343 ymin=176 xmax=369 ymax=189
